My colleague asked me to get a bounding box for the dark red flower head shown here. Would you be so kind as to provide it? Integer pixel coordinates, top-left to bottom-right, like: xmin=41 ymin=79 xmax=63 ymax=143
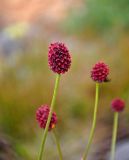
xmin=36 ymin=105 xmax=57 ymax=131
xmin=111 ymin=98 xmax=125 ymax=112
xmin=91 ymin=61 xmax=110 ymax=83
xmin=48 ymin=42 xmax=71 ymax=74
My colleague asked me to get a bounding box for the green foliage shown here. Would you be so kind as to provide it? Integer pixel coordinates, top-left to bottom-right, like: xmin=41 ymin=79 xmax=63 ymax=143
xmin=65 ymin=0 xmax=129 ymax=34
xmin=70 ymin=101 xmax=87 ymax=120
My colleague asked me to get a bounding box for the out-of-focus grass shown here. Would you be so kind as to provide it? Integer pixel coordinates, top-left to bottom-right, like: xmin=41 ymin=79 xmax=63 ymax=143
xmin=64 ymin=0 xmax=129 ymax=37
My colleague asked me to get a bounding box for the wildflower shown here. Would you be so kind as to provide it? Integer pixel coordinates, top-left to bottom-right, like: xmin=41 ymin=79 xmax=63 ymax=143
xmin=91 ymin=61 xmax=109 ymax=83
xmin=48 ymin=42 xmax=71 ymax=74
xmin=111 ymin=98 xmax=125 ymax=112
xmin=36 ymin=105 xmax=57 ymax=131
xmin=110 ymin=98 xmax=125 ymax=160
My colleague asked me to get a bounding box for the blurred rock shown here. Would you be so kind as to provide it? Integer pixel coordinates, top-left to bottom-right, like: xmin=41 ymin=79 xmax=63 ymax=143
xmin=93 ymin=123 xmax=129 ymax=160
xmin=115 ymin=141 xmax=129 ymax=160
xmin=0 ymin=137 xmax=19 ymax=160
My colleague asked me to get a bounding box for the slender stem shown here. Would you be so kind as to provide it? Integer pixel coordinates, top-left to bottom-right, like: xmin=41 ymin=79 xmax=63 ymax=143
xmin=53 ymin=130 xmax=63 ymax=160
xmin=38 ymin=74 xmax=61 ymax=160
xmin=110 ymin=112 xmax=119 ymax=160
xmin=82 ymin=83 xmax=99 ymax=160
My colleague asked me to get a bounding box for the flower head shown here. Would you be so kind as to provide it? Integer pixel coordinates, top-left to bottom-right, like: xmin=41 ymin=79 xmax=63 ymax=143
xmin=36 ymin=105 xmax=57 ymax=131
xmin=111 ymin=98 xmax=125 ymax=112
xmin=91 ymin=61 xmax=110 ymax=83
xmin=48 ymin=42 xmax=71 ymax=74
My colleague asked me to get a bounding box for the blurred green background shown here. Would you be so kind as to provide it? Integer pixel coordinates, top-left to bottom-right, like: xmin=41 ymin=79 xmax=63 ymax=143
xmin=0 ymin=0 xmax=129 ymax=160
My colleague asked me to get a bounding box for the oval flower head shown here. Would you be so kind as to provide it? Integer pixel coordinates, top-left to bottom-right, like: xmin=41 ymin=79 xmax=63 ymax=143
xmin=91 ymin=61 xmax=110 ymax=83
xmin=48 ymin=42 xmax=71 ymax=74
xmin=36 ymin=105 xmax=57 ymax=131
xmin=111 ymin=98 xmax=125 ymax=112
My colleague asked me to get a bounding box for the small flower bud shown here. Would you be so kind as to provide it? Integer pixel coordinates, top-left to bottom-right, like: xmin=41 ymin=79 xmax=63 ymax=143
xmin=111 ymin=98 xmax=125 ymax=112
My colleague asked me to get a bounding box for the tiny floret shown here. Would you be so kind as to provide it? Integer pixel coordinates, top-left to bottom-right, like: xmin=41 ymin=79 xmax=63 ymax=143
xmin=48 ymin=42 xmax=71 ymax=74
xmin=91 ymin=61 xmax=109 ymax=83
xmin=111 ymin=98 xmax=125 ymax=112
xmin=36 ymin=105 xmax=57 ymax=131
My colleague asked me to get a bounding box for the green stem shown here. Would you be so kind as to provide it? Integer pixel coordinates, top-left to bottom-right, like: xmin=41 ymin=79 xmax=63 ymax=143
xmin=38 ymin=74 xmax=61 ymax=160
xmin=53 ymin=130 xmax=63 ymax=160
xmin=110 ymin=112 xmax=118 ymax=160
xmin=82 ymin=83 xmax=99 ymax=160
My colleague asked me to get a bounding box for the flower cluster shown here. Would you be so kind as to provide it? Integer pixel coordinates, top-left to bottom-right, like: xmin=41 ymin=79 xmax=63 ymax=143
xmin=35 ymin=42 xmax=127 ymax=160
xmin=111 ymin=98 xmax=125 ymax=112
xmin=48 ymin=42 xmax=71 ymax=74
xmin=36 ymin=42 xmax=71 ymax=132
xmin=91 ymin=61 xmax=109 ymax=83
xmin=36 ymin=105 xmax=57 ymax=131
